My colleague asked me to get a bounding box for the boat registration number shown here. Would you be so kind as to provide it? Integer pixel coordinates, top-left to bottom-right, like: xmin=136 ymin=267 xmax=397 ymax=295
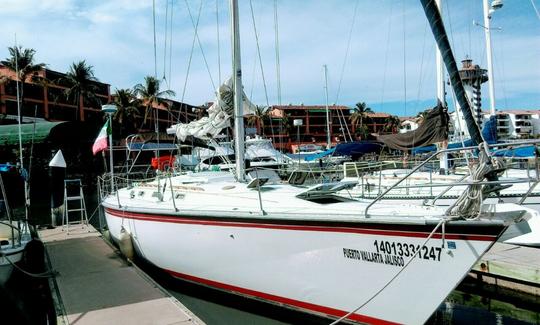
xmin=373 ymin=240 xmax=442 ymax=261
xmin=343 ymin=241 xmax=442 ymax=267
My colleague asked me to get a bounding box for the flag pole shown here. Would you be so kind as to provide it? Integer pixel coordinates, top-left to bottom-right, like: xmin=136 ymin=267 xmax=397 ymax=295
xmin=102 ymin=105 xmax=117 ymax=192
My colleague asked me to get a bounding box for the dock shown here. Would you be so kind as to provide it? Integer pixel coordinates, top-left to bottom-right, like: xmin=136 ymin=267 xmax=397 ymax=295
xmin=471 ymin=243 xmax=540 ymax=296
xmin=39 ymin=224 xmax=204 ymax=325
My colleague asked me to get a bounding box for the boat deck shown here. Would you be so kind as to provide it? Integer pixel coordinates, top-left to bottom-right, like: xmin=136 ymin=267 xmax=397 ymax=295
xmin=471 ymin=243 xmax=540 ymax=296
xmin=39 ymin=224 xmax=204 ymax=325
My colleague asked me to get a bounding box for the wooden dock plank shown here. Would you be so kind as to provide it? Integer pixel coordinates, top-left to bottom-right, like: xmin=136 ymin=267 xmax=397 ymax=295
xmin=40 ymin=224 xmax=204 ymax=325
xmin=472 ymin=243 xmax=540 ymax=296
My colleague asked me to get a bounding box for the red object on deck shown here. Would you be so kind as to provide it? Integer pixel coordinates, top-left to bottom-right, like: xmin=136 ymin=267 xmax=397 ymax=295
xmin=151 ymin=155 xmax=175 ymax=171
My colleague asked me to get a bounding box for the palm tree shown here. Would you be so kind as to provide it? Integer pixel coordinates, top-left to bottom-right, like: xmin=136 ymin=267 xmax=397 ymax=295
xmin=133 ymin=76 xmax=175 ymax=129
xmin=1 ymin=46 xmax=46 ymax=122
xmin=416 ymin=109 xmax=430 ymax=125
xmin=246 ymin=105 xmax=267 ymax=135
xmin=112 ymin=88 xmax=141 ymax=136
xmin=61 ymin=60 xmax=101 ymax=121
xmin=349 ymin=102 xmax=373 ymax=138
xmin=383 ymin=115 xmax=401 ymax=133
xmin=280 ymin=113 xmax=292 ymax=135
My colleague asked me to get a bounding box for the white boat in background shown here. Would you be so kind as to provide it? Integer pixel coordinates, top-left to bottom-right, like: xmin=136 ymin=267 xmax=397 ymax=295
xmin=340 ymin=152 xmax=540 ymax=247
xmin=195 ymin=136 xmax=289 ymax=172
xmin=100 ymin=0 xmax=534 ymax=323
xmin=0 ymin=177 xmax=32 ymax=285
xmin=0 ymin=220 xmax=31 ymax=285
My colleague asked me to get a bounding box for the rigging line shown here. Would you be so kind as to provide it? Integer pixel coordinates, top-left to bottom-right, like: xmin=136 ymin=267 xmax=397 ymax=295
xmin=445 ymin=1 xmax=466 ymax=59
xmin=494 ymin=34 xmax=509 ymax=109
xmin=467 ymin=0 xmax=472 ymax=56
xmin=216 ymin=0 xmax=222 ymax=86
xmin=414 ymin=21 xmax=429 ymax=113
xmin=443 ymin=0 xmax=459 ymax=59
xmin=380 ymin=2 xmax=395 ymax=112
xmin=449 ymin=86 xmax=471 ymax=168
xmin=153 ymin=0 xmax=158 ymax=78
xmin=186 ymin=0 xmax=216 ymax=91
xmin=403 ymin=0 xmax=407 ymax=117
xmin=249 ymin=0 xmax=275 ymax=141
xmin=273 ymin=0 xmax=282 ymax=106
xmin=168 ymin=0 xmax=174 ymax=89
xmin=163 ymin=0 xmax=169 ymax=82
xmin=249 ymin=0 xmax=270 ymax=107
xmin=273 ymin=0 xmax=282 ymax=150
xmin=327 ymin=70 xmax=350 ymax=142
xmin=249 ymin=46 xmax=257 ymax=103
xmin=330 ymin=218 xmax=447 ymax=325
xmin=177 ymin=0 xmax=203 ymax=125
xmin=531 ymin=0 xmax=540 ymax=20
xmin=334 ymin=0 xmax=359 ymax=105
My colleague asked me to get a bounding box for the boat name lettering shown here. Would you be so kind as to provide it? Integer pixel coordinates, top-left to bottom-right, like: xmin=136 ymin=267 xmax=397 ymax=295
xmin=373 ymin=240 xmax=442 ymax=262
xmin=342 ymin=248 xmax=404 ymax=267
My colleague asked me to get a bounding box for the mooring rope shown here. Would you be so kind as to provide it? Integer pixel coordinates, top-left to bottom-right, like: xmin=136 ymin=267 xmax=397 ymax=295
xmin=1 ymin=251 xmax=58 ymax=278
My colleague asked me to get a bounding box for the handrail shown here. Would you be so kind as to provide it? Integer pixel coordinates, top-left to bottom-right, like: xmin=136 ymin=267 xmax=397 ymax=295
xmin=363 ymin=140 xmax=540 ymax=217
xmin=364 ymin=149 xmax=441 ymax=217
xmin=518 ymin=181 xmax=540 ymax=205
xmin=168 ymin=172 xmax=178 ymax=212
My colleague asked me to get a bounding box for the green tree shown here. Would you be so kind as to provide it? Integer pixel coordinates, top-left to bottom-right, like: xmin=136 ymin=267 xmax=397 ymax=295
xmin=281 ymin=113 xmax=292 ymax=134
xmin=133 ymin=76 xmax=175 ymax=129
xmin=383 ymin=115 xmax=401 ymax=133
xmin=246 ymin=105 xmax=268 ymax=135
xmin=112 ymin=88 xmax=141 ymax=136
xmin=349 ymin=102 xmax=373 ymax=137
xmin=61 ymin=60 xmax=101 ymax=121
xmin=415 ymin=108 xmax=431 ymax=125
xmin=1 ymin=46 xmax=46 ymax=122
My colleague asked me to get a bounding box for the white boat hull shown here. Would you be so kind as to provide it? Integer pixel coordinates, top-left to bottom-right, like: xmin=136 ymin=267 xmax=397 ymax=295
xmin=104 ymin=206 xmax=503 ymax=324
xmin=0 ymin=247 xmax=24 ymax=285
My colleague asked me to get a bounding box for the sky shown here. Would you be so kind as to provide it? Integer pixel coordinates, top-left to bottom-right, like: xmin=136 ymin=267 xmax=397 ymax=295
xmin=0 ymin=0 xmax=539 ymax=117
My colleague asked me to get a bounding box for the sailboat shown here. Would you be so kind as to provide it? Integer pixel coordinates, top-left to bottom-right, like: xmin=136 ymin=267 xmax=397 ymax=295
xmin=101 ymin=1 xmax=534 ymax=323
xmin=0 ymin=44 xmax=33 ymax=285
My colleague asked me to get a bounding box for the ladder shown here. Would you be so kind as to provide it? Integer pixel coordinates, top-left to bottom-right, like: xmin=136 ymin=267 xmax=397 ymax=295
xmin=62 ymin=179 xmax=89 ymax=234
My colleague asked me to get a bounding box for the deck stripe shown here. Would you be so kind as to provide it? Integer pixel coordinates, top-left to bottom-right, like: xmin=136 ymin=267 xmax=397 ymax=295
xmin=165 ymin=268 xmax=399 ymax=325
xmin=105 ymin=208 xmax=499 ymax=241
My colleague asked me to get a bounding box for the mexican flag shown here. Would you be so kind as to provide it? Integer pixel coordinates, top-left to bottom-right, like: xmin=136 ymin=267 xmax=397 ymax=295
xmin=92 ymin=120 xmax=111 ymax=155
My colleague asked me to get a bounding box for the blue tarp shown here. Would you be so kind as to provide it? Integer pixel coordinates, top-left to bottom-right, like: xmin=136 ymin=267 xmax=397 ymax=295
xmin=0 ymin=163 xmax=15 ymax=173
xmin=333 ymin=141 xmax=384 ymax=157
xmin=127 ymin=142 xmax=178 ymax=151
xmin=493 ymin=146 xmax=537 ymax=158
xmin=303 ymin=148 xmax=336 ymax=161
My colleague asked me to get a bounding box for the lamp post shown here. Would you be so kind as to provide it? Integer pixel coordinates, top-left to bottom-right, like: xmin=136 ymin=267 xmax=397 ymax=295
xmin=482 ymin=0 xmax=503 ymax=115
xmin=293 ymin=119 xmax=303 ymax=164
xmin=102 ymin=104 xmax=117 ymax=192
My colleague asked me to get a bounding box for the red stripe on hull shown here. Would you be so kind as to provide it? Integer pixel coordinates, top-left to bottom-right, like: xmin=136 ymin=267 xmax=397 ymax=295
xmin=105 ymin=207 xmax=497 ymax=241
xmin=165 ymin=268 xmax=399 ymax=325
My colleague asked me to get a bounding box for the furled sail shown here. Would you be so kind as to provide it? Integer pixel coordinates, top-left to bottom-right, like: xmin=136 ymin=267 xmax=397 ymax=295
xmin=376 ymin=103 xmax=449 ymax=151
xmin=170 ymin=78 xmax=256 ymax=141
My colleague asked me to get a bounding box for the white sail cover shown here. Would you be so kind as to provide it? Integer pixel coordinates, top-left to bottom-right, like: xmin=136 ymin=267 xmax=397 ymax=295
xmin=170 ymin=78 xmax=256 ymax=142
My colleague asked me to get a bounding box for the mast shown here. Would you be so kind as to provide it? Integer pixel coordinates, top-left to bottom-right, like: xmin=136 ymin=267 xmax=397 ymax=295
xmin=483 ymin=0 xmax=496 ymax=115
xmin=420 ymin=0 xmax=483 ymax=146
xmin=14 ymin=39 xmax=30 ymax=222
xmin=324 ymin=64 xmax=331 ymax=149
xmin=435 ymin=0 xmax=445 ymax=106
xmin=435 ymin=0 xmax=448 ymax=174
xmin=231 ymin=0 xmax=245 ymax=181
